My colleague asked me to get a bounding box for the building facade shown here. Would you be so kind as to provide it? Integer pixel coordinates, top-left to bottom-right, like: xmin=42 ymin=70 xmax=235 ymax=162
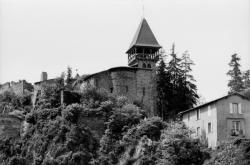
xmin=180 ymin=93 xmax=250 ymax=148
xmin=81 ymin=18 xmax=161 ymax=116
xmin=0 ymin=80 xmax=33 ymax=96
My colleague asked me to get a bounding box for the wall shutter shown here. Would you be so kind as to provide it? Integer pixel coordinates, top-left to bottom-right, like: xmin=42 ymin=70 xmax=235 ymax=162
xmin=230 ymin=103 xmax=233 ymax=113
xmin=239 ymin=103 xmax=242 ymax=114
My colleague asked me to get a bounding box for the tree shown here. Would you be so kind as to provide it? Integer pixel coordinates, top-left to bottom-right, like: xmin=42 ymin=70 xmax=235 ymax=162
xmin=242 ymin=70 xmax=250 ymax=89
xmin=166 ymin=44 xmax=198 ymax=118
xmin=166 ymin=44 xmax=185 ymax=117
xmin=156 ymin=58 xmax=170 ymax=120
xmin=156 ymin=45 xmax=198 ymax=120
xmin=66 ymin=66 xmax=73 ymax=86
xmin=227 ymin=54 xmax=244 ymax=93
xmin=180 ymin=51 xmax=199 ymax=110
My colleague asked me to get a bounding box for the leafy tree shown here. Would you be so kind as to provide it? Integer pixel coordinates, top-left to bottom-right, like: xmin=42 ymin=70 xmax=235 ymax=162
xmin=227 ymin=53 xmax=244 ymax=93
xmin=0 ymin=91 xmax=32 ymax=114
xmin=205 ymin=139 xmax=250 ymax=165
xmin=242 ymin=88 xmax=250 ymax=100
xmin=96 ymin=117 xmax=209 ymax=165
xmin=93 ymin=103 xmax=144 ymax=165
xmin=157 ymin=121 xmax=209 ymax=165
xmin=35 ymin=79 xmax=63 ymax=109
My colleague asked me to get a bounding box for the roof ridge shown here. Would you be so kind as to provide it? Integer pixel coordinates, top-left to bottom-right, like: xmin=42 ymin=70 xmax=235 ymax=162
xmin=126 ymin=18 xmax=161 ymax=53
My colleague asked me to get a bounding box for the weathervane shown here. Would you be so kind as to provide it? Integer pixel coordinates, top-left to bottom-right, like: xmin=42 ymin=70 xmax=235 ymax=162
xmin=141 ymin=0 xmax=145 ymax=17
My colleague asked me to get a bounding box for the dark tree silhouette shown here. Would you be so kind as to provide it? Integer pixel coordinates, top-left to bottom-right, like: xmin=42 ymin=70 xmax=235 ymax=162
xmin=227 ymin=54 xmax=244 ymax=94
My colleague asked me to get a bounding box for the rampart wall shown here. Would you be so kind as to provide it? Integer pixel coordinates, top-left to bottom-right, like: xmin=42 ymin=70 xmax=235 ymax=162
xmin=0 ymin=80 xmax=33 ymax=96
xmin=83 ymin=67 xmax=157 ymax=116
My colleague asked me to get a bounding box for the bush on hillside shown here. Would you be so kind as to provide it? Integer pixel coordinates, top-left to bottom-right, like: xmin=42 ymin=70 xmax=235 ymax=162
xmin=35 ymin=80 xmax=63 ymax=109
xmin=205 ymin=139 xmax=250 ymax=165
xmin=0 ymin=91 xmax=32 ymax=114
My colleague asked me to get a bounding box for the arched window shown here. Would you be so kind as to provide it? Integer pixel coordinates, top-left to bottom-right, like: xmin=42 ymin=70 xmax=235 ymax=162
xmin=142 ymin=63 xmax=146 ymax=68
xmin=142 ymin=87 xmax=145 ymax=96
xmin=110 ymin=87 xmax=113 ymax=93
xmin=147 ymin=64 xmax=151 ymax=68
xmin=125 ymin=86 xmax=128 ymax=93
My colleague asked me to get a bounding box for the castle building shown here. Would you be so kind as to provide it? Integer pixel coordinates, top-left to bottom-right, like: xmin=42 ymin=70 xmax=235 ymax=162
xmin=31 ymin=18 xmax=161 ymax=116
xmin=80 ymin=18 xmax=161 ymax=116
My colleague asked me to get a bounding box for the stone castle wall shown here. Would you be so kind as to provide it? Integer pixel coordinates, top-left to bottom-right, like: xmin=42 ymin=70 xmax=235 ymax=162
xmin=0 ymin=83 xmax=11 ymax=94
xmin=82 ymin=67 xmax=157 ymax=116
xmin=0 ymin=114 xmax=23 ymax=138
xmin=0 ymin=80 xmax=33 ymax=96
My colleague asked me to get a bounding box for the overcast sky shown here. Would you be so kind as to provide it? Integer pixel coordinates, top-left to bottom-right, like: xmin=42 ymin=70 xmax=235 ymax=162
xmin=0 ymin=0 xmax=249 ymax=101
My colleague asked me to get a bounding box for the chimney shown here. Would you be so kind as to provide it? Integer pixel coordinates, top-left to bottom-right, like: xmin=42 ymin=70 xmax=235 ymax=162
xmin=41 ymin=72 xmax=48 ymax=81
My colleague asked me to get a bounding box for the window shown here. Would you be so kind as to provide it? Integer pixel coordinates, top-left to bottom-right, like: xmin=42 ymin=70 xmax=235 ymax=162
xmin=197 ymin=127 xmax=201 ymax=136
xmin=208 ymin=106 xmax=211 ymax=116
xmin=142 ymin=87 xmax=145 ymax=96
xmin=231 ymin=121 xmax=242 ymax=136
xmin=230 ymin=103 xmax=242 ymax=114
xmin=197 ymin=109 xmax=200 ymax=120
xmin=147 ymin=64 xmax=151 ymax=68
xmin=110 ymin=87 xmax=113 ymax=93
xmin=233 ymin=103 xmax=239 ymax=114
xmin=208 ymin=122 xmax=212 ymax=133
xmin=142 ymin=63 xmax=146 ymax=68
xmin=125 ymin=86 xmax=128 ymax=93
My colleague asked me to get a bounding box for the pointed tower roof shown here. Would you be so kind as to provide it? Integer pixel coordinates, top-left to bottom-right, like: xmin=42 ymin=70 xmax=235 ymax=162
xmin=126 ymin=18 xmax=161 ymax=53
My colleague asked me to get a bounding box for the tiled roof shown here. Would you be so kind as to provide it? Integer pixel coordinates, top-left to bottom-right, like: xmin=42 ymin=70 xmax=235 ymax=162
xmin=126 ymin=18 xmax=161 ymax=53
xmin=179 ymin=93 xmax=250 ymax=115
xmin=83 ymin=66 xmax=152 ymax=81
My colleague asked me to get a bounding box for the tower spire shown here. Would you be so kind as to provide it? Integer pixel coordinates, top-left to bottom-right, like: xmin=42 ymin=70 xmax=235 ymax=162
xmin=126 ymin=18 xmax=161 ymax=69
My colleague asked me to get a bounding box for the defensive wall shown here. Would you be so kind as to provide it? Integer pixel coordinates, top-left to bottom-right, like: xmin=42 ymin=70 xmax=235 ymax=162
xmin=0 ymin=80 xmax=33 ymax=96
xmin=82 ymin=66 xmax=157 ymax=116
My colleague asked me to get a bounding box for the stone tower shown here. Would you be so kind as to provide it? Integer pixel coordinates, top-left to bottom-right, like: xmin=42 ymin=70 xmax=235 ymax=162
xmin=126 ymin=18 xmax=161 ymax=69
xmin=40 ymin=72 xmax=48 ymax=81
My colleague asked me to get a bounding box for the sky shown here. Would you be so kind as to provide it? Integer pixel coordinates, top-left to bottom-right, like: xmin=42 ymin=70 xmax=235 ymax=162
xmin=0 ymin=0 xmax=249 ymax=101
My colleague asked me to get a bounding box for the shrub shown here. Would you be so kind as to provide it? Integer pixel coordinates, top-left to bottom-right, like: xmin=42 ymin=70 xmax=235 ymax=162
xmin=205 ymin=139 xmax=250 ymax=165
xmin=157 ymin=121 xmax=210 ymax=165
xmin=80 ymin=85 xmax=110 ymax=108
xmin=8 ymin=156 xmax=26 ymax=165
xmin=62 ymin=104 xmax=82 ymax=123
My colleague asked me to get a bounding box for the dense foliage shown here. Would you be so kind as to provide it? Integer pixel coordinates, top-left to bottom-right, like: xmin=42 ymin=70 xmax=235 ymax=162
xmin=205 ymin=139 xmax=250 ymax=165
xmin=156 ymin=45 xmax=198 ymax=120
xmin=0 ymin=91 xmax=32 ymax=114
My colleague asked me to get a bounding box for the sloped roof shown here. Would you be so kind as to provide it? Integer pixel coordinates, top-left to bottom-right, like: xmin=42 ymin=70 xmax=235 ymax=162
xmin=126 ymin=18 xmax=161 ymax=53
xmin=179 ymin=93 xmax=250 ymax=116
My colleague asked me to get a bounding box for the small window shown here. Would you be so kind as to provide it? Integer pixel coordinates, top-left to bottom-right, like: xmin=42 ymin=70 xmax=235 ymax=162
xmin=142 ymin=87 xmax=145 ymax=96
xmin=147 ymin=64 xmax=151 ymax=68
xmin=110 ymin=87 xmax=113 ymax=93
xmin=230 ymin=103 xmax=242 ymax=114
xmin=142 ymin=63 xmax=146 ymax=68
xmin=233 ymin=103 xmax=239 ymax=114
xmin=208 ymin=122 xmax=212 ymax=133
xmin=208 ymin=106 xmax=211 ymax=116
xmin=197 ymin=109 xmax=200 ymax=120
xmin=231 ymin=121 xmax=241 ymax=136
xmin=125 ymin=86 xmax=128 ymax=93
xmin=197 ymin=127 xmax=201 ymax=136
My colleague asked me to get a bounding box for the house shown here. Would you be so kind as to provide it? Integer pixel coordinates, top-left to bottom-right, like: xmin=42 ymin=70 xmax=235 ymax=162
xmin=180 ymin=93 xmax=250 ymax=148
